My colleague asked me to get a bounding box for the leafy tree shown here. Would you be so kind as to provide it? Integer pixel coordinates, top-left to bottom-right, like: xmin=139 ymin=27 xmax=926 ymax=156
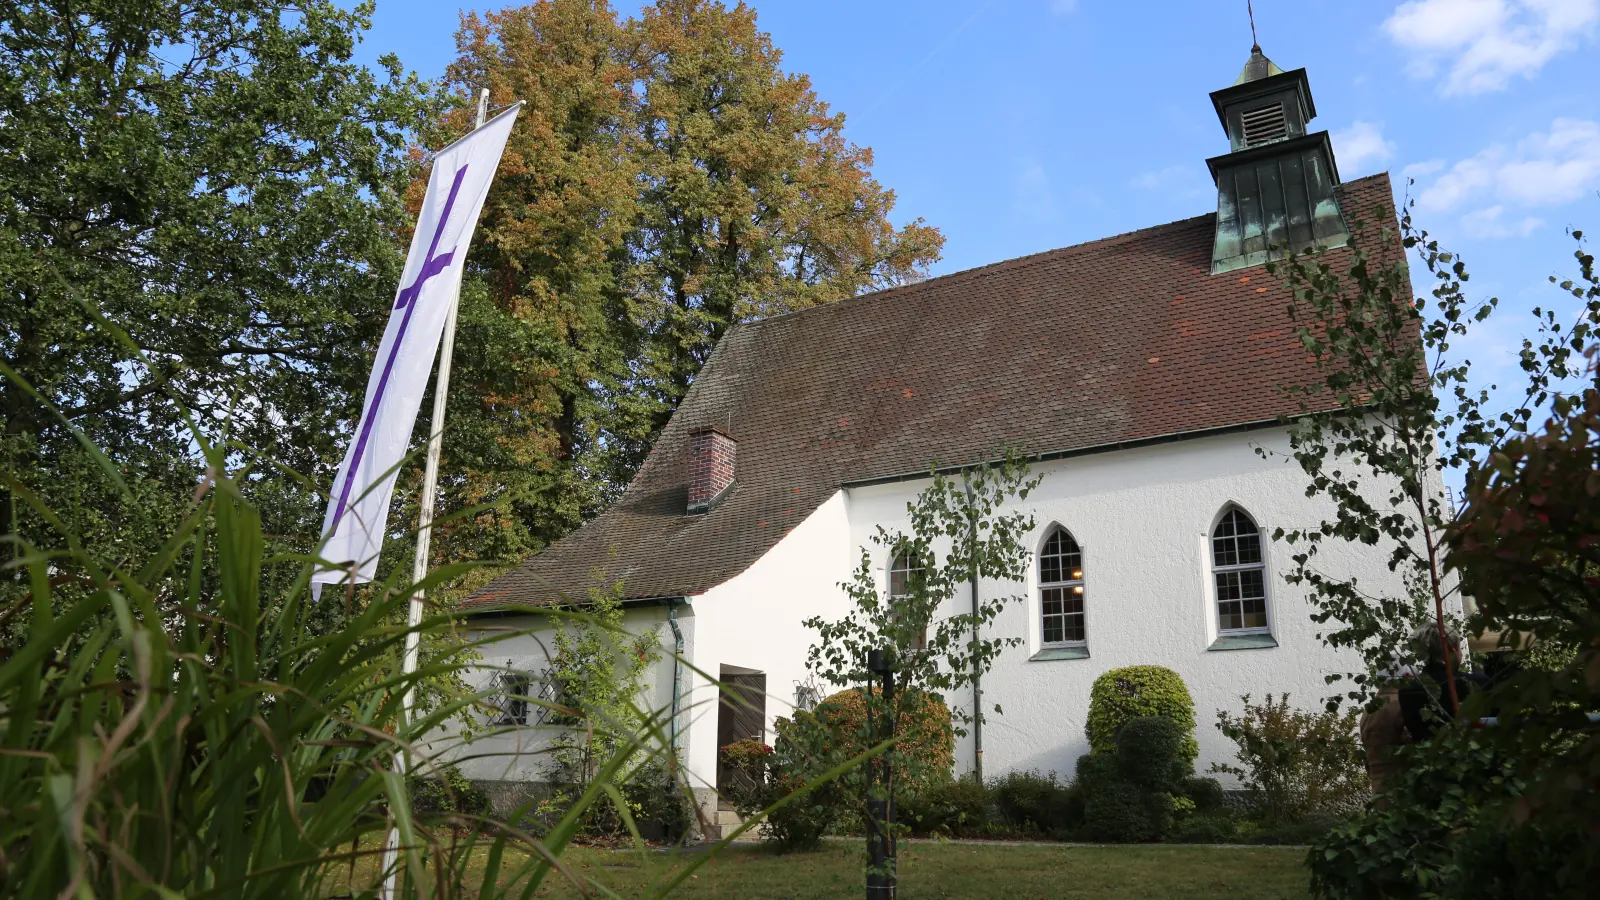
xmin=1261 ymin=204 xmax=1590 ymax=710
xmin=627 ymin=0 xmax=946 ymax=435
xmin=410 ymin=0 xmax=641 ymax=598
xmin=406 ymin=0 xmax=946 ymax=597
xmin=1265 ymin=201 xmax=1599 ymax=895
xmin=0 ymin=0 xmax=432 ymax=617
xmin=799 ymin=455 xmax=1036 ymax=873
xmin=1445 ymin=369 xmax=1599 ymax=890
xmin=804 ymin=455 xmax=1038 ymax=742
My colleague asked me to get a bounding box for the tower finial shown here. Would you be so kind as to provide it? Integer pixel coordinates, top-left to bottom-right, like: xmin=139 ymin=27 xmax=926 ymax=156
xmin=1248 ymin=0 xmax=1260 ymax=53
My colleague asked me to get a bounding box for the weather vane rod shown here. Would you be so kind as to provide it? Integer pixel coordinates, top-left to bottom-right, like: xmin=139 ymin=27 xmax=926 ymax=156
xmin=1248 ymin=0 xmax=1260 ymax=52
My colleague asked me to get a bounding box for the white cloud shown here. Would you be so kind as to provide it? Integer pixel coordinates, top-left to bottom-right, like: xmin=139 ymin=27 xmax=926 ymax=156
xmin=1417 ymin=118 xmax=1600 ymax=213
xmin=1382 ymin=0 xmax=1599 ymax=95
xmin=1130 ymin=164 xmax=1210 ymax=200
xmin=1332 ymin=121 xmax=1397 ymax=173
xmin=1458 ymin=204 xmax=1543 ymax=237
xmin=1402 ymin=158 xmax=1448 ymax=179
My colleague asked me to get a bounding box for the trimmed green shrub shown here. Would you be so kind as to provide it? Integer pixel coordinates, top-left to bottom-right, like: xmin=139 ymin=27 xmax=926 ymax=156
xmin=1171 ymin=811 xmax=1239 ymax=844
xmin=1074 ymin=716 xmax=1209 ymax=843
xmin=1116 ymin=716 xmax=1188 ymax=793
xmin=1180 ymin=775 xmax=1227 ymax=814
xmin=1074 ymin=750 xmax=1121 ymax=790
xmin=1083 ymin=780 xmax=1170 ymax=842
xmin=902 ymin=774 xmax=989 ymax=836
xmin=989 ymin=769 xmax=1081 ymax=836
xmin=1087 ymin=666 xmax=1198 ymax=762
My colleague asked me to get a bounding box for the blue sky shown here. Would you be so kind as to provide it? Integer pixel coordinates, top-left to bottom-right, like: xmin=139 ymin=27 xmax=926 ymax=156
xmin=355 ymin=0 xmax=1600 ymax=477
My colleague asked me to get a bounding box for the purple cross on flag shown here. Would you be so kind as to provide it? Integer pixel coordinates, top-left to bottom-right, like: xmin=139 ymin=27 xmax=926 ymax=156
xmin=313 ymin=103 xmax=521 ymax=586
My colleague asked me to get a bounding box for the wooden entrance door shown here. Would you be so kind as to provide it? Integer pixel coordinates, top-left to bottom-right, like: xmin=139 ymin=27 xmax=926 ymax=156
xmin=716 ymin=671 xmax=767 ymax=799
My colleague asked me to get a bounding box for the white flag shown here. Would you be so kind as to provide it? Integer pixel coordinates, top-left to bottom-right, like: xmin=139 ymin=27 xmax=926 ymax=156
xmin=313 ymin=103 xmax=521 ymax=585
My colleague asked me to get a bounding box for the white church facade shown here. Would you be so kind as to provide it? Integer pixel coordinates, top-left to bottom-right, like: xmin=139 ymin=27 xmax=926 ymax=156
xmin=431 ymin=50 xmax=1436 ymax=817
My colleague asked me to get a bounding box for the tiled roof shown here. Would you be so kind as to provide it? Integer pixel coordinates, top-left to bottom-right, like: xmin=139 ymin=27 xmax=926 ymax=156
xmin=462 ymin=173 xmax=1401 ymax=612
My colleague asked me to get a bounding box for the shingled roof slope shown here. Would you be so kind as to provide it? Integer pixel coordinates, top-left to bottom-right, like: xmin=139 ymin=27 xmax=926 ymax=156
xmin=463 ymin=172 xmax=1400 ymax=611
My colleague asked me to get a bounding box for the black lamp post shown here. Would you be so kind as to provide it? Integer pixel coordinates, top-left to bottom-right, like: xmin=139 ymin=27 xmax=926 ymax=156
xmin=865 ymin=647 xmax=897 ymax=900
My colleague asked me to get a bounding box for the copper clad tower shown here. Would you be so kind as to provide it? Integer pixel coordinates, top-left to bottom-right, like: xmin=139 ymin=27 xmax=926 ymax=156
xmin=1207 ymin=46 xmax=1349 ymax=273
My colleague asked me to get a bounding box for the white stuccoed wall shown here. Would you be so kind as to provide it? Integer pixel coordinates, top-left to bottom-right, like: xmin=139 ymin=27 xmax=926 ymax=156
xmin=426 ymin=604 xmax=682 ymax=784
xmin=435 ymin=491 xmax=856 ymax=801
xmin=438 ymin=424 xmax=1442 ymax=796
xmin=842 ymin=426 xmax=1416 ymax=785
xmin=678 ymin=490 xmax=856 ymax=801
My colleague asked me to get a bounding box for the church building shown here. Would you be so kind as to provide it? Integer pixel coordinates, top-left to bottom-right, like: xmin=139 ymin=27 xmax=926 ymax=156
xmin=434 ymin=47 xmax=1428 ymax=824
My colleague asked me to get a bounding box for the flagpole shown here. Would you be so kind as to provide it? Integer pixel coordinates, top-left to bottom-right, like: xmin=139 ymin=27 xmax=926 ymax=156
xmin=382 ymin=87 xmax=490 ymax=900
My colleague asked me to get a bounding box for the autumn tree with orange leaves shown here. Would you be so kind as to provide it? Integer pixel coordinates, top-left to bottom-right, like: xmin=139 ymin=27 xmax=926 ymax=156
xmin=388 ymin=0 xmax=944 ymax=596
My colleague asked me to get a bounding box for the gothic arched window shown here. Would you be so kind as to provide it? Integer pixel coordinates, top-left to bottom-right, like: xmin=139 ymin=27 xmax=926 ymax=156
xmin=1212 ymin=506 xmax=1269 ymax=633
xmin=1039 ymin=527 xmax=1086 ymax=645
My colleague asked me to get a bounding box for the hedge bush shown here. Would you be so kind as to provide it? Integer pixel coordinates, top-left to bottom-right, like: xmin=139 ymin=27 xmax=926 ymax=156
xmin=1086 ymin=666 xmax=1198 ymax=761
xmin=1084 ymin=780 xmax=1170 ymax=842
xmin=1171 ymin=810 xmax=1239 ymax=843
xmin=1116 ymin=715 xmax=1188 ymax=793
xmin=901 ymin=774 xmax=989 ymax=836
xmin=812 ymin=686 xmax=955 ymax=786
xmin=989 ymin=769 xmax=1081 ymax=837
xmin=1211 ymin=693 xmax=1367 ymax=826
xmin=410 ymin=764 xmax=491 ymax=816
xmin=729 ymin=710 xmax=849 ymax=852
xmin=1180 ymin=775 xmax=1227 ymax=814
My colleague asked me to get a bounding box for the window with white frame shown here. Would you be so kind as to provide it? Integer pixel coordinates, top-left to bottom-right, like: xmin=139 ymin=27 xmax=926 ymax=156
xmin=888 ymin=548 xmax=928 ymax=652
xmin=1039 ymin=527 xmax=1086 ymax=645
xmin=1212 ymin=507 xmax=1270 ymax=633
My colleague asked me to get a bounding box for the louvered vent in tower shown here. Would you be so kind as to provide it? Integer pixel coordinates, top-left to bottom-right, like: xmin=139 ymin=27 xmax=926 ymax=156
xmin=1240 ymin=103 xmax=1287 ymax=146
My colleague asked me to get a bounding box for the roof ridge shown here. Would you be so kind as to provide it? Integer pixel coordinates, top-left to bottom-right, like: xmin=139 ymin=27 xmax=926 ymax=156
xmin=733 ymin=170 xmax=1394 ymax=334
xmin=736 ymin=208 xmax=1218 ymax=332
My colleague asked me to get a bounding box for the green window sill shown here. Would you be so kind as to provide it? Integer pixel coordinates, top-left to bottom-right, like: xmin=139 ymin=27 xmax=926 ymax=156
xmin=1209 ymin=633 xmax=1278 ymax=652
xmin=1030 ymin=645 xmax=1090 ymax=661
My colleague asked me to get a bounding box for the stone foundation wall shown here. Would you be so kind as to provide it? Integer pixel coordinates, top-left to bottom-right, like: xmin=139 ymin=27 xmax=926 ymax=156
xmin=471 ymin=779 xmax=557 ymax=820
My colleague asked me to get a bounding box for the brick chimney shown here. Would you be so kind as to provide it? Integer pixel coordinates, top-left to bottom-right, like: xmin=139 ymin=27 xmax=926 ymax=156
xmin=687 ymin=425 xmax=736 ymax=513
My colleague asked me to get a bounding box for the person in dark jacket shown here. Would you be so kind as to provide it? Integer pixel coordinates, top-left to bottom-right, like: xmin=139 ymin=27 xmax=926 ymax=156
xmin=1361 ymin=621 xmax=1482 ymax=801
xmin=1397 ymin=621 xmax=1485 ymax=742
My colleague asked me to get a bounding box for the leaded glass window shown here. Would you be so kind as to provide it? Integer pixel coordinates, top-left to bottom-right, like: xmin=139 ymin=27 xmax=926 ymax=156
xmin=1039 ymin=527 xmax=1086 ymax=645
xmin=1212 ymin=507 xmax=1269 ymax=633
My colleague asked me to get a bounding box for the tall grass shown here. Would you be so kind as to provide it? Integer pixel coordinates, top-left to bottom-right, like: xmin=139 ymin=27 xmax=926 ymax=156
xmin=0 ymin=427 xmax=873 ymax=897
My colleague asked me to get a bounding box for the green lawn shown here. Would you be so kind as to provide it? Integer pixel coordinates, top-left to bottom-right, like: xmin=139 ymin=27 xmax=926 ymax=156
xmin=331 ymin=840 xmax=1312 ymax=899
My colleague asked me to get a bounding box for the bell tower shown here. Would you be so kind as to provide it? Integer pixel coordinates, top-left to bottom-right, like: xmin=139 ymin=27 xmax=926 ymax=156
xmin=1206 ymin=45 xmax=1348 ymax=274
